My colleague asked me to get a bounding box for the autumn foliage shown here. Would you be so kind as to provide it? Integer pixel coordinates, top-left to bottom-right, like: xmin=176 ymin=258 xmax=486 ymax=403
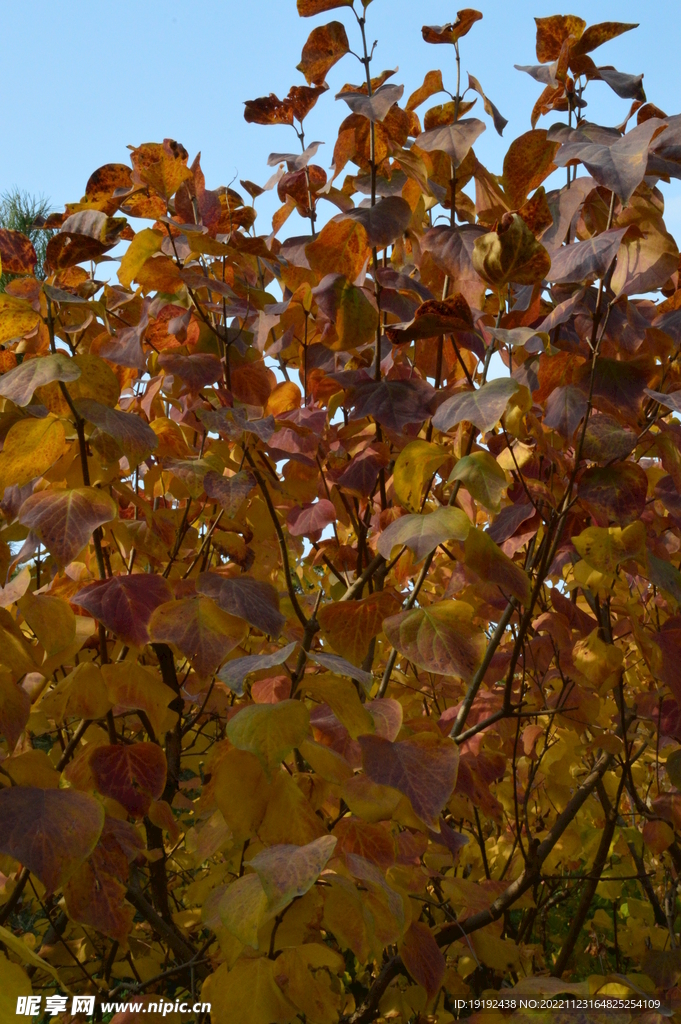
xmin=1 ymin=3 xmax=681 ymax=1022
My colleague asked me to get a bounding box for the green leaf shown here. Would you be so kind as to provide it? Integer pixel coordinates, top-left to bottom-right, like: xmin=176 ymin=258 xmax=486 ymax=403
xmin=449 ymin=450 xmax=508 ymax=512
xmin=226 ymin=700 xmax=310 ymax=777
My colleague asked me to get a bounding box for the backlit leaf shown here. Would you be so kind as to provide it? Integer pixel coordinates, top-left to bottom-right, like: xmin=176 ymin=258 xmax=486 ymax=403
xmin=306 ymin=218 xmax=371 ymax=281
xmin=297 ymin=21 xmax=349 ymax=86
xmin=377 ymin=506 xmax=471 ymax=561
xmin=572 ymin=521 xmax=646 ymax=574
xmin=502 ymin=130 xmax=558 ymax=208
xmin=472 ymin=214 xmax=551 ymax=287
xmin=0 ymin=229 xmax=37 ymax=274
xmin=19 ymin=487 xmax=117 ymax=567
xmin=433 ymin=378 xmax=519 ymax=433
xmin=0 ymin=352 xmax=81 ymax=407
xmin=449 ymin=450 xmax=508 ymax=512
xmin=465 ymin=527 xmax=531 ymax=604
xmin=422 ymin=11 xmax=483 ymax=45
xmin=393 ymin=440 xmax=448 ymax=512
xmin=0 ymin=293 xmax=42 ymax=344
xmin=0 ymin=415 xmax=66 ymax=493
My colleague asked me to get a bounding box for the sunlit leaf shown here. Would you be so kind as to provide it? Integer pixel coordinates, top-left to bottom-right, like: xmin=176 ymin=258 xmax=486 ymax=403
xmin=19 ymin=487 xmax=117 ymax=567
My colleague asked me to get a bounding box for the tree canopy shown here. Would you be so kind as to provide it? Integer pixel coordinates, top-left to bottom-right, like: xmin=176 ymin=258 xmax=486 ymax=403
xmin=0 ymin=5 xmax=680 ymax=1023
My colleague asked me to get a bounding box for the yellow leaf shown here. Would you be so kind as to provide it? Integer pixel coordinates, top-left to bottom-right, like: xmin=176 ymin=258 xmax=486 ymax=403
xmin=393 ymin=440 xmax=448 ymax=512
xmin=303 ymin=674 xmax=373 ymax=739
xmin=0 ymin=924 xmax=74 ymax=994
xmin=219 ymin=873 xmax=269 ymax=949
xmin=102 ymin=662 xmax=178 ymax=736
xmin=0 ymin=294 xmax=42 ymax=344
xmin=300 ymin=738 xmax=354 ymax=784
xmin=0 ymin=955 xmax=32 ymax=1022
xmin=205 ymin=958 xmax=295 ymax=1024
xmin=39 ymin=662 xmax=112 ymax=723
xmin=0 ymin=415 xmax=67 ymax=493
xmin=342 ymin=775 xmax=402 ymax=822
xmin=259 ymin=772 xmax=327 ymax=846
xmin=266 ymin=381 xmax=302 ymax=416
xmin=118 ymin=228 xmax=164 ymax=288
xmin=19 ymin=593 xmax=76 ymax=656
xmin=275 ymin=944 xmax=345 ymax=1024
xmin=573 ymin=629 xmax=624 ymax=688
xmin=214 ymin=748 xmax=271 ymax=842
xmin=572 ymin=522 xmax=646 ymax=574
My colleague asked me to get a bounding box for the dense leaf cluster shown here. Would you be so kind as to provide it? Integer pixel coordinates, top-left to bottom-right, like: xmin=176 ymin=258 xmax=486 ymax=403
xmin=0 ymin=4 xmax=681 ymax=1022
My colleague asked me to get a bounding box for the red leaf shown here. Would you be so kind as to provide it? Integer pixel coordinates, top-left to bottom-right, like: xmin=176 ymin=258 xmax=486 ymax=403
xmin=90 ymin=742 xmax=167 ymax=817
xmin=358 ymin=732 xmax=459 ymax=826
xmin=73 ymin=574 xmax=174 ymax=647
xmin=400 ymin=921 xmax=446 ymax=998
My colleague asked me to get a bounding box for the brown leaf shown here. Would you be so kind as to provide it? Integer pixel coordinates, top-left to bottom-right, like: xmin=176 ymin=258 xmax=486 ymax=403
xmin=422 ymin=11 xmax=483 ymax=45
xmin=406 ymin=70 xmax=445 ymax=112
xmin=502 ymin=130 xmax=559 ymax=208
xmin=383 ymin=601 xmax=485 ymax=682
xmin=570 ymin=21 xmax=638 ymax=57
xmin=0 ymin=230 xmax=37 ymax=275
xmin=244 ymin=93 xmax=294 ymax=126
xmin=297 ymin=21 xmax=349 ymax=85
xmin=149 ymin=597 xmax=249 ymax=678
xmin=318 ymin=591 xmax=401 ymax=666
xmin=348 ymin=377 xmax=436 ymax=432
xmin=578 ymin=462 xmax=648 ymax=525
xmin=297 ymin=0 xmax=352 ymax=15
xmin=535 ymin=15 xmax=586 ymax=63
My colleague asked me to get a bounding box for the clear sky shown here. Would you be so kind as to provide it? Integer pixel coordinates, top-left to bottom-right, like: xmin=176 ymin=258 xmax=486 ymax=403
xmin=3 ymin=0 xmax=680 ymax=239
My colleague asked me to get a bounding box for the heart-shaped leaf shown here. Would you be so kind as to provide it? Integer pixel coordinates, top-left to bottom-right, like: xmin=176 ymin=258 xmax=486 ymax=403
xmin=0 ymin=786 xmax=104 ymax=892
xmin=19 ymin=487 xmax=117 ymax=567
xmin=90 ymin=742 xmax=167 ymax=817
xmin=383 ymin=600 xmax=485 ymax=681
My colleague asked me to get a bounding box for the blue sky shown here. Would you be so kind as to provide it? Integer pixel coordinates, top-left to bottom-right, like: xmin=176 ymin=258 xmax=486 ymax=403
xmin=3 ymin=0 xmax=680 ymax=239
